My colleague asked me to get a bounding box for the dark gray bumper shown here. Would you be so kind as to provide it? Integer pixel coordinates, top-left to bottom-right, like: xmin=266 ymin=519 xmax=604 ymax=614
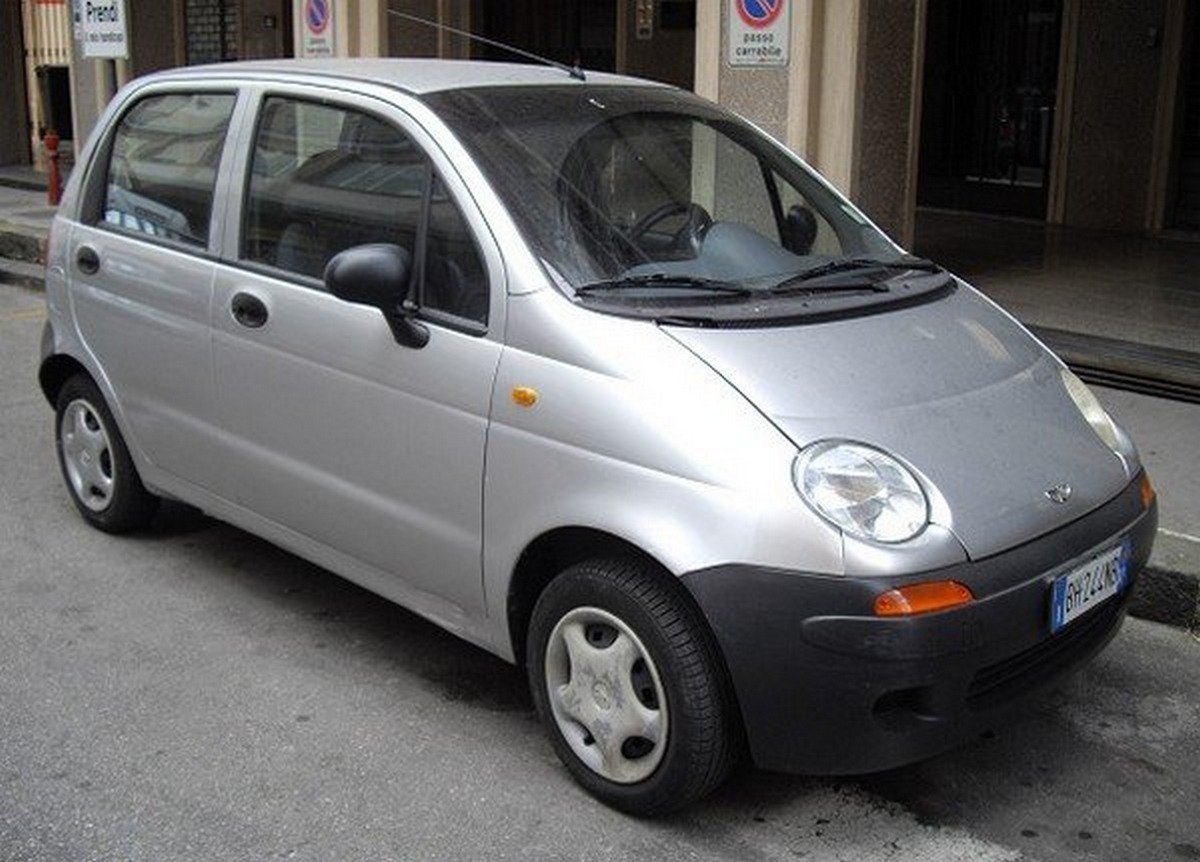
xmin=681 ymin=473 xmax=1157 ymax=775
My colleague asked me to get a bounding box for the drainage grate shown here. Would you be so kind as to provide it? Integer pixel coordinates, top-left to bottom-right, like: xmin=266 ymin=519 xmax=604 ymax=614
xmin=1030 ymin=326 xmax=1200 ymax=404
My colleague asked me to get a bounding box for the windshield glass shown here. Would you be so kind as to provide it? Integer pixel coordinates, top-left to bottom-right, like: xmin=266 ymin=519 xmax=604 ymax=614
xmin=422 ymin=85 xmax=904 ymax=297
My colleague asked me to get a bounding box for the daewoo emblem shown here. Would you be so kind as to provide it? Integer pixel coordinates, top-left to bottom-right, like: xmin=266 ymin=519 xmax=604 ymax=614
xmin=1045 ymin=483 xmax=1073 ymax=504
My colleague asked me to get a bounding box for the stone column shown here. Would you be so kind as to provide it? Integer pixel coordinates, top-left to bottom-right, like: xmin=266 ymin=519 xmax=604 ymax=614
xmin=67 ymin=47 xmax=114 ymax=157
xmin=696 ymin=0 xmax=924 ymax=246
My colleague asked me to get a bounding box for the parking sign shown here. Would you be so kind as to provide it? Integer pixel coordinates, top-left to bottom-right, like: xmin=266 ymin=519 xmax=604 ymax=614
xmin=300 ymin=0 xmax=337 ymax=58
xmin=728 ymin=0 xmax=790 ymax=67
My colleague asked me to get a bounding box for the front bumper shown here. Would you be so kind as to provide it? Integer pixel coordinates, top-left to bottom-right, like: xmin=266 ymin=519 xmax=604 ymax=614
xmin=681 ymin=473 xmax=1157 ymax=775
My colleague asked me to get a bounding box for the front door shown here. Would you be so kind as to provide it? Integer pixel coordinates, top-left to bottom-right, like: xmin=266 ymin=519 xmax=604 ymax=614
xmin=209 ymin=89 xmax=503 ymax=618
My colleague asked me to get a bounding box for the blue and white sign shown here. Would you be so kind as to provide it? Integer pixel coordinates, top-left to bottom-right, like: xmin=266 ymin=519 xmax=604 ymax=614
xmin=300 ymin=0 xmax=337 ymax=58
xmin=728 ymin=0 xmax=790 ymax=67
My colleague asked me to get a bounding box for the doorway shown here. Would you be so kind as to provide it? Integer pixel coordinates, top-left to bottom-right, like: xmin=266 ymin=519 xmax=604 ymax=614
xmin=1168 ymin=0 xmax=1200 ymax=229
xmin=473 ymin=0 xmax=618 ymax=72
xmin=469 ymin=0 xmax=695 ymax=89
xmin=917 ymin=0 xmax=1063 ymax=219
xmin=38 ymin=67 xmax=73 ymax=142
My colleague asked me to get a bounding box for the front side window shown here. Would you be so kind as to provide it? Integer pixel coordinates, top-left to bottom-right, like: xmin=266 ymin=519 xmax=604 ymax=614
xmin=242 ymin=97 xmax=488 ymax=325
xmin=102 ymin=92 xmax=236 ymax=247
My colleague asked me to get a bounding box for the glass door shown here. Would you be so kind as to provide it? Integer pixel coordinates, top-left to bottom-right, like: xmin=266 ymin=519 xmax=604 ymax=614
xmin=918 ymin=0 xmax=1063 ymax=219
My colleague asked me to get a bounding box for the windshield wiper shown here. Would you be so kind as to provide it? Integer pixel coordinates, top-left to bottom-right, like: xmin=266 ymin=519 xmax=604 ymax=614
xmin=772 ymin=255 xmax=942 ymax=291
xmin=575 ymin=274 xmax=753 ymax=297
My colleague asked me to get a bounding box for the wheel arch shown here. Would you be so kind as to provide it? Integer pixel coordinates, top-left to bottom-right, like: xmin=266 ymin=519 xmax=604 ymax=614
xmin=506 ymin=526 xmax=675 ymax=668
xmin=39 ymin=353 xmax=92 ymax=407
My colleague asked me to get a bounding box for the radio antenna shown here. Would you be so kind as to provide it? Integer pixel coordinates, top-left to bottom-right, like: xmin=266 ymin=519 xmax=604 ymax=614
xmin=386 ymin=9 xmax=587 ymax=81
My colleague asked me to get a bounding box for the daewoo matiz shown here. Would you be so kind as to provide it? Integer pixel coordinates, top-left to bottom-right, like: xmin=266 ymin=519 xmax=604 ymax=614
xmin=39 ymin=59 xmax=1157 ymax=814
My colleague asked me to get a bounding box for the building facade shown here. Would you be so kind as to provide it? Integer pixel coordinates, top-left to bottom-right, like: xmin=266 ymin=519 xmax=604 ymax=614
xmin=2 ymin=0 xmax=1197 ymax=247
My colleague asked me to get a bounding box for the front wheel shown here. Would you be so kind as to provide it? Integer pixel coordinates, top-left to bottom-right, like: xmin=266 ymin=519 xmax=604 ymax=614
xmin=527 ymin=558 xmax=739 ymax=815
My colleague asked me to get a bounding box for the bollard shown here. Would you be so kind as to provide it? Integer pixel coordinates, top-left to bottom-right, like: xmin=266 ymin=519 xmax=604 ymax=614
xmin=45 ymin=128 xmax=62 ymax=206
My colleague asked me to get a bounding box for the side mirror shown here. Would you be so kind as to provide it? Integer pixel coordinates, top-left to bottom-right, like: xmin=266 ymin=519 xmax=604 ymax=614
xmin=782 ymin=205 xmax=818 ymax=256
xmin=324 ymin=243 xmax=429 ymax=348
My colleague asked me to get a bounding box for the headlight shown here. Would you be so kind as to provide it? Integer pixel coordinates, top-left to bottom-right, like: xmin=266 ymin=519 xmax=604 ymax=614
xmin=794 ymin=441 xmax=929 ymax=543
xmin=1061 ymin=369 xmax=1120 ymax=451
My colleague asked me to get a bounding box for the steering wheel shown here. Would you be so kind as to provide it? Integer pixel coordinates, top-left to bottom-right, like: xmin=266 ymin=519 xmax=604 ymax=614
xmin=628 ymin=201 xmax=713 ymax=254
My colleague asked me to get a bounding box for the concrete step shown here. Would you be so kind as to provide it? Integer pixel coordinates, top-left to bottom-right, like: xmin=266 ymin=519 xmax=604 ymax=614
xmin=1031 ymin=325 xmax=1200 ymax=404
xmin=0 ymin=256 xmax=45 ymax=290
xmin=0 ymin=220 xmax=47 ymax=267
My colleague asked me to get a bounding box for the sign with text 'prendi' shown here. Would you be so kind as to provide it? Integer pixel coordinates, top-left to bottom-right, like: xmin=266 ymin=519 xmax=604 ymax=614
xmin=728 ymin=0 xmax=790 ymax=67
xmin=76 ymin=0 xmax=129 ymax=59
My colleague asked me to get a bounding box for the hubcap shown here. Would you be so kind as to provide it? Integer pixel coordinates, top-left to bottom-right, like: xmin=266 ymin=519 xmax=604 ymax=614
xmin=544 ymin=606 xmax=669 ymax=784
xmin=60 ymin=399 xmax=115 ymax=513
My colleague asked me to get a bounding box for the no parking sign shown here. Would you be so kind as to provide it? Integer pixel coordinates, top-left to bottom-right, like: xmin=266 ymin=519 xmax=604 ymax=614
xmin=300 ymin=0 xmax=337 ymax=58
xmin=728 ymin=0 xmax=790 ymax=67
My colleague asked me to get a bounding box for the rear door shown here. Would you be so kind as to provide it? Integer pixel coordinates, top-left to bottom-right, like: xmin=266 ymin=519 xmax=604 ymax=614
xmin=68 ymin=86 xmax=242 ymax=487
xmin=208 ymin=85 xmax=505 ymax=618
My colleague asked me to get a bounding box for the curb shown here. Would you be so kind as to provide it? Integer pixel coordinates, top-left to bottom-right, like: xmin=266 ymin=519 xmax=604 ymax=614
xmin=1131 ymin=532 xmax=1200 ymax=630
xmin=0 ymin=263 xmax=1197 ymax=631
xmin=0 ymin=256 xmax=45 ymax=290
xmin=1031 ymin=325 xmax=1200 ymax=404
xmin=0 ymin=220 xmax=48 ymax=267
xmin=0 ymin=175 xmax=49 ymax=193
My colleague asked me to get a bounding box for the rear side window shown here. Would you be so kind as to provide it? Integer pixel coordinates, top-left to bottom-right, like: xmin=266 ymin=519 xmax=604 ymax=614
xmin=242 ymin=96 xmax=488 ymax=325
xmin=101 ymin=93 xmax=236 ymax=248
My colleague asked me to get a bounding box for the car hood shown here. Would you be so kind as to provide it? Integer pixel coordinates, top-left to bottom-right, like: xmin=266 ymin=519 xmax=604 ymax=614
xmin=662 ymin=282 xmax=1132 ymax=560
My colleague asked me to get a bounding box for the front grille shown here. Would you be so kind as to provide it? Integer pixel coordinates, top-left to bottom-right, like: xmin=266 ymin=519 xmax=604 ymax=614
xmin=967 ymin=599 xmax=1124 ymax=710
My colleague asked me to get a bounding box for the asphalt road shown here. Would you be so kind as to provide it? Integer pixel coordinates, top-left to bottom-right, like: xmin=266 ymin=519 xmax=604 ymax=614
xmin=2 ymin=282 xmax=1198 ymax=861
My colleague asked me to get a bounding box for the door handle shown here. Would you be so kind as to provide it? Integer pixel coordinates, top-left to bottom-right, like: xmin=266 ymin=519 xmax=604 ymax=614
xmin=76 ymin=245 xmax=100 ymax=275
xmin=230 ymin=291 xmax=269 ymax=329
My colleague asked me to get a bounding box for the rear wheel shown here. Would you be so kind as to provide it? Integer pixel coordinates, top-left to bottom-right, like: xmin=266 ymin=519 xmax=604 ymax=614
xmin=527 ymin=557 xmax=738 ymax=815
xmin=55 ymin=374 xmax=159 ymax=533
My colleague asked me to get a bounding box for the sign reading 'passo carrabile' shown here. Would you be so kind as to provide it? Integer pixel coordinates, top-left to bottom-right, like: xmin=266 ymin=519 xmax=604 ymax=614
xmin=727 ymin=0 xmax=790 ymax=67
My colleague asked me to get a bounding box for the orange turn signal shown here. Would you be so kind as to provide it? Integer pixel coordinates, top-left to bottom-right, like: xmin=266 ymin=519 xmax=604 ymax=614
xmin=874 ymin=581 xmax=974 ymax=617
xmin=511 ymin=386 xmax=539 ymax=408
xmin=1140 ymin=474 xmax=1156 ymax=510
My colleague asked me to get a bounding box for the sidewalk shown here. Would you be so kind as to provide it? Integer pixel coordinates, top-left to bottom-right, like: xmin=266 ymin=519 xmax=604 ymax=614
xmin=914 ymin=208 xmax=1200 ymax=402
xmin=1 ymin=185 xmax=1197 ymax=630
xmin=0 ymin=164 xmax=66 ymax=193
xmin=0 ymin=182 xmax=54 ymax=289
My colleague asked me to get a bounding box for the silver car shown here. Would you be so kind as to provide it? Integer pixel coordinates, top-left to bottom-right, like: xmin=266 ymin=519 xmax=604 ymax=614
xmin=39 ymin=60 xmax=1157 ymax=814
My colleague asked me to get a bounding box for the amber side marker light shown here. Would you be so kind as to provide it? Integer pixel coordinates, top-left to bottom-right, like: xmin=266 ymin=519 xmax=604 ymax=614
xmin=874 ymin=581 xmax=974 ymax=617
xmin=511 ymin=386 xmax=539 ymax=408
xmin=1140 ymin=474 xmax=1156 ymax=509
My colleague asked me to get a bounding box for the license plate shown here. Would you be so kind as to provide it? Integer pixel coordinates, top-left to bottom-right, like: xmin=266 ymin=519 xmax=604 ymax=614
xmin=1049 ymin=542 xmax=1129 ymax=634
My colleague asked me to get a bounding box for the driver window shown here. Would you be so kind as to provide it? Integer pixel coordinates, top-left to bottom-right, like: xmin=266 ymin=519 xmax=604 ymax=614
xmin=241 ymin=96 xmax=488 ymax=326
xmin=242 ymin=98 xmax=428 ymax=281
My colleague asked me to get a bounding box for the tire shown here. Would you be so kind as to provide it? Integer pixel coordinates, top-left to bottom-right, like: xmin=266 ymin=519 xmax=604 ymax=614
xmin=55 ymin=374 xmax=159 ymax=533
xmin=527 ymin=557 xmax=739 ymax=815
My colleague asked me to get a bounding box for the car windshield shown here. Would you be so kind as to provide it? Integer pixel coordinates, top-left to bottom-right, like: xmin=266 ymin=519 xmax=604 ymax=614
xmin=423 ymin=85 xmax=910 ymax=305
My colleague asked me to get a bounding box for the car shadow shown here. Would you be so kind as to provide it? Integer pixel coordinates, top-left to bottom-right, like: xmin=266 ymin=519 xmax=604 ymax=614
xmin=142 ymin=500 xmax=532 ymax=714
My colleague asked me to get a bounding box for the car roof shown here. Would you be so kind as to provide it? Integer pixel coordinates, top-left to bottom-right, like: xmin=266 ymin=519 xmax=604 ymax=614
xmin=146 ymin=58 xmax=672 ymax=96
